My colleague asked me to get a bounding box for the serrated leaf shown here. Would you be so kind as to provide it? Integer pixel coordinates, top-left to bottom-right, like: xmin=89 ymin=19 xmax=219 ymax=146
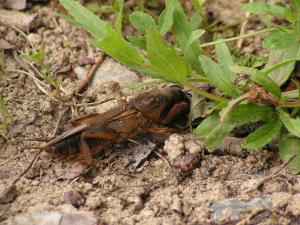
xmin=185 ymin=29 xmax=205 ymax=51
xmin=263 ymin=30 xmax=298 ymax=49
xmin=114 ymin=0 xmax=124 ymax=34
xmin=279 ymin=136 xmax=300 ymax=173
xmin=127 ymin=36 xmax=146 ymax=49
xmin=129 ymin=11 xmax=156 ymax=33
xmin=251 ymin=70 xmax=281 ymax=97
xmin=205 ymin=122 xmax=235 ymax=150
xmin=278 ymin=109 xmax=300 ymax=138
xmin=243 ymin=119 xmax=282 ymax=150
xmin=199 ymin=55 xmax=240 ymax=97
xmin=59 ymin=0 xmax=110 ymax=39
xmin=215 ymin=41 xmax=236 ymax=82
xmin=190 ymin=13 xmax=203 ymax=30
xmin=266 ymin=45 xmax=300 ymax=86
xmin=194 ymin=113 xmax=219 ymax=138
xmin=242 ymin=3 xmax=289 ymax=18
xmin=159 ymin=0 xmax=176 ymax=34
xmin=95 ymin=31 xmax=145 ymax=68
xmin=192 ymin=0 xmax=205 ymax=15
xmin=146 ymin=29 xmax=190 ymax=83
xmin=173 ymin=7 xmax=203 ymax=73
xmin=194 ymin=113 xmax=235 ymax=150
xmin=229 ymin=103 xmax=274 ymax=125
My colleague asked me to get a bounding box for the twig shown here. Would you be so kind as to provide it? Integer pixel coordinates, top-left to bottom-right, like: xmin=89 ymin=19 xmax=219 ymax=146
xmin=185 ymin=82 xmax=227 ymax=102
xmin=8 ymin=24 xmax=34 ymax=49
xmin=237 ymin=0 xmax=253 ymax=49
xmin=7 ymin=69 xmax=59 ymax=102
xmin=75 ymin=97 xmax=115 ymax=107
xmin=200 ymin=28 xmax=275 ymax=48
xmin=52 ymin=107 xmax=69 ymax=137
xmin=246 ymin=155 xmax=297 ymax=192
xmin=75 ymin=55 xmax=105 ymax=94
xmin=220 ymin=93 xmax=249 ymax=123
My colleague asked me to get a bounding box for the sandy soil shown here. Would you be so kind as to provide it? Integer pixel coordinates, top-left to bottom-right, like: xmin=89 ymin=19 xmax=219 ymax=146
xmin=1 ymin=1 xmax=300 ymax=225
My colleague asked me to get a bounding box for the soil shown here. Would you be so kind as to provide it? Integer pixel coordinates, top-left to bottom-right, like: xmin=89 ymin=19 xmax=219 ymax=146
xmin=1 ymin=1 xmax=300 ymax=225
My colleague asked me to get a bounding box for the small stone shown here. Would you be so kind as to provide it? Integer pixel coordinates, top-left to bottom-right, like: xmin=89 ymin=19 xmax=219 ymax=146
xmin=78 ymin=56 xmax=95 ymax=66
xmin=210 ymin=197 xmax=272 ymax=223
xmin=173 ymin=153 xmax=200 ymax=173
xmin=40 ymin=100 xmax=52 ymax=113
xmin=64 ymin=191 xmax=85 ymax=208
xmin=184 ymin=138 xmax=204 ymax=155
xmin=85 ymin=194 xmax=103 ymax=210
xmin=89 ymin=58 xmax=140 ymax=88
xmin=0 ymin=185 xmax=18 ymax=204
xmin=287 ymin=194 xmax=300 ymax=216
xmin=164 ymin=134 xmax=185 ymax=162
xmin=27 ymin=33 xmax=42 ymax=45
xmin=74 ymin=66 xmax=87 ymax=81
xmin=271 ymin=192 xmax=291 ymax=208
xmin=31 ymin=180 xmax=40 ymax=186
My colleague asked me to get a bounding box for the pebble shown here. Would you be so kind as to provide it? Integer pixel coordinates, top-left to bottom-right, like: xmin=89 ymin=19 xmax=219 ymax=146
xmin=287 ymin=194 xmax=300 ymax=216
xmin=210 ymin=197 xmax=272 ymax=223
xmin=271 ymin=192 xmax=291 ymax=208
xmin=64 ymin=190 xmax=85 ymax=208
xmin=164 ymin=134 xmax=185 ymax=162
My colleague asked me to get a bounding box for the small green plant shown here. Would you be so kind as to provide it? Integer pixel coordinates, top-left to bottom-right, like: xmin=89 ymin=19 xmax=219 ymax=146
xmin=22 ymin=48 xmax=61 ymax=90
xmin=59 ymin=0 xmax=300 ymax=172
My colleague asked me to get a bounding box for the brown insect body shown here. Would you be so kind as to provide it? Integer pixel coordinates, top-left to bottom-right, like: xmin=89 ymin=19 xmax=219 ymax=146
xmin=46 ymin=86 xmax=190 ymax=164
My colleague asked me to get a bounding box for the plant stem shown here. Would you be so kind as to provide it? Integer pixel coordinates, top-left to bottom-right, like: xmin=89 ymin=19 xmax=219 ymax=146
xmin=220 ymin=93 xmax=249 ymax=123
xmin=200 ymin=28 xmax=275 ymax=48
xmin=185 ymin=83 xmax=227 ymax=102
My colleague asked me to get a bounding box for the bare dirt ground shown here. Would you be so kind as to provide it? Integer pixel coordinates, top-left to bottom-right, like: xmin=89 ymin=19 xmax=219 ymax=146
xmin=1 ymin=1 xmax=300 ymax=225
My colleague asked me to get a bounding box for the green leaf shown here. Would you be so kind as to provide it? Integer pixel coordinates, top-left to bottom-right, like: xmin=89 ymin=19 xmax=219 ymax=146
xmin=194 ymin=113 xmax=235 ymax=150
xmin=194 ymin=113 xmax=219 ymax=138
xmin=129 ymin=11 xmax=156 ymax=33
xmin=127 ymin=36 xmax=146 ymax=49
xmin=95 ymin=32 xmax=145 ymax=68
xmin=173 ymin=6 xmax=203 ymax=73
xmin=242 ymin=3 xmax=289 ymax=18
xmin=114 ymin=0 xmax=124 ymax=34
xmin=243 ymin=119 xmax=282 ymax=150
xmin=23 ymin=49 xmax=45 ymax=65
xmin=190 ymin=13 xmax=203 ymax=30
xmin=266 ymin=45 xmax=300 ymax=86
xmin=251 ymin=70 xmax=281 ymax=97
xmin=263 ymin=30 xmax=298 ymax=49
xmin=59 ymin=0 xmax=110 ymax=39
xmin=184 ymin=29 xmax=205 ymax=52
xmin=199 ymin=55 xmax=240 ymax=97
xmin=192 ymin=0 xmax=205 ymax=15
xmin=229 ymin=103 xmax=274 ymax=126
xmin=183 ymin=29 xmax=205 ymax=72
xmin=146 ymin=29 xmax=190 ymax=83
xmin=279 ymin=136 xmax=300 ymax=173
xmin=159 ymin=0 xmax=176 ymax=34
xmin=278 ymin=109 xmax=300 ymax=138
xmin=205 ymin=122 xmax=235 ymax=150
xmin=215 ymin=41 xmax=236 ymax=82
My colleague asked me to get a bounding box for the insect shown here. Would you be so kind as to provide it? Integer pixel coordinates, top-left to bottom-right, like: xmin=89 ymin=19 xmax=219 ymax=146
xmin=42 ymin=86 xmax=191 ymax=165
